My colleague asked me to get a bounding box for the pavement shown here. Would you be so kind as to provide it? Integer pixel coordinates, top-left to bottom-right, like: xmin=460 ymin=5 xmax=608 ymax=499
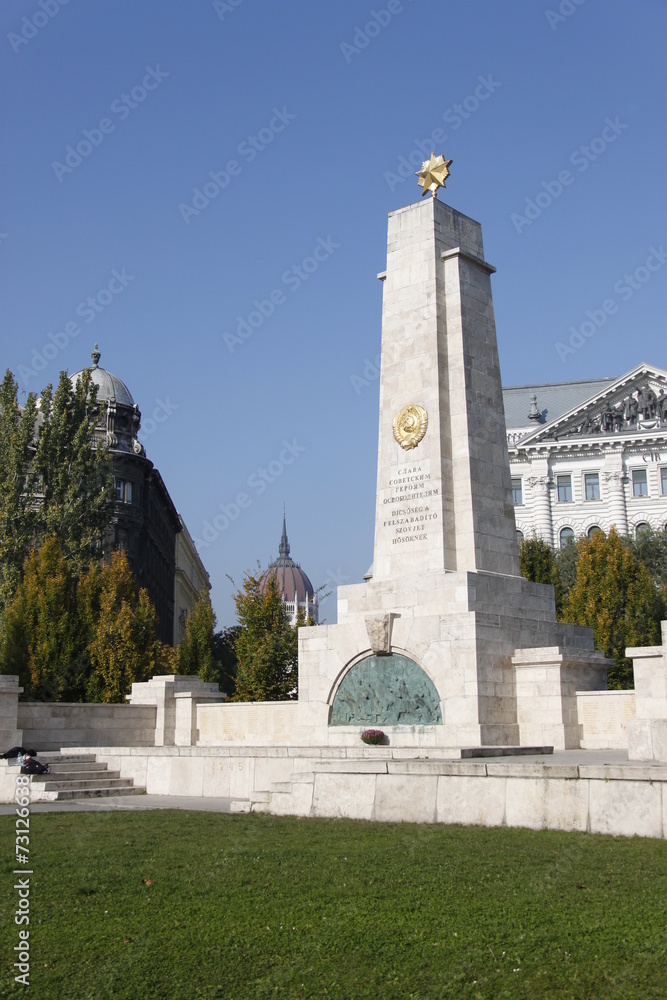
xmin=0 ymin=794 xmax=237 ymax=815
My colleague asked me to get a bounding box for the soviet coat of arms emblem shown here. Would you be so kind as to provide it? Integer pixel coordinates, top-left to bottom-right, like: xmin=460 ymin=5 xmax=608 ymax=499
xmin=392 ymin=404 xmax=428 ymax=450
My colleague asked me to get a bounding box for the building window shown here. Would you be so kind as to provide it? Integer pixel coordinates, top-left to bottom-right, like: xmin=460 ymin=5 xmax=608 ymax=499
xmin=632 ymin=469 xmax=648 ymax=497
xmin=516 ymin=529 xmax=524 ymax=542
xmin=557 ymin=475 xmax=572 ymax=502
xmin=115 ymin=479 xmax=133 ymax=503
xmin=635 ymin=522 xmax=650 ymax=538
xmin=584 ymin=473 xmax=600 ymax=501
xmin=588 ymin=525 xmax=602 ymax=538
xmin=115 ymin=527 xmax=129 ymax=551
xmin=661 ymin=468 xmax=667 ymax=495
xmin=511 ymin=478 xmax=523 ymax=505
xmin=559 ymin=527 xmax=574 ymax=547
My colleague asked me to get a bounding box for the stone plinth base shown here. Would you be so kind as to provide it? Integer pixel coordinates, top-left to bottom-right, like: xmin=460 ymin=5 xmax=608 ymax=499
xmin=127 ymin=675 xmax=224 ymax=747
xmin=627 ymin=623 xmax=667 ymax=761
xmin=628 ymin=719 xmax=667 ymax=763
xmin=297 ymin=569 xmax=605 ymax=750
xmin=0 ymin=675 xmax=22 ymax=751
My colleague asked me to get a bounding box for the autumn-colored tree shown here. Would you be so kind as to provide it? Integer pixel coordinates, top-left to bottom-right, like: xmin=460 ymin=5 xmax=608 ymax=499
xmin=86 ymin=551 xmax=162 ymax=703
xmin=0 ymin=537 xmax=85 ymax=700
xmin=176 ymin=587 xmax=217 ymax=682
xmin=519 ymin=536 xmax=564 ymax=616
xmin=562 ymin=528 xmax=665 ymax=688
xmin=1 ymin=544 xmax=169 ymax=703
xmin=232 ymin=571 xmax=303 ymax=702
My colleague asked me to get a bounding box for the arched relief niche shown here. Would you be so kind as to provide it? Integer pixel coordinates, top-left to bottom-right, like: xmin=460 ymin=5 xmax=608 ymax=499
xmin=329 ymin=652 xmax=442 ymax=726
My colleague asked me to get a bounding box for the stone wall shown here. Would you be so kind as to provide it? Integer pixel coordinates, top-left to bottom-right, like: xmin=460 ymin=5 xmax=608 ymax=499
xmin=0 ymin=674 xmax=224 ymax=753
xmin=197 ymin=702 xmax=308 ymax=746
xmin=82 ymin=745 xmax=667 ymax=839
xmin=17 ymin=703 xmax=157 ymax=751
xmin=576 ymin=690 xmax=636 ymax=749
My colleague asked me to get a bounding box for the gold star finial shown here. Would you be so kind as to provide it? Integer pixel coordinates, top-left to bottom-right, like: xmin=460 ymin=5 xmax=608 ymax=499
xmin=416 ymin=152 xmax=453 ymax=198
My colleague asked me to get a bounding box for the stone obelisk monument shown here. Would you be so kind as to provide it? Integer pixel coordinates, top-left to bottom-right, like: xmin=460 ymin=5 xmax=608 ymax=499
xmin=372 ymin=195 xmax=519 ymax=582
xmin=298 ymin=157 xmax=608 ymax=750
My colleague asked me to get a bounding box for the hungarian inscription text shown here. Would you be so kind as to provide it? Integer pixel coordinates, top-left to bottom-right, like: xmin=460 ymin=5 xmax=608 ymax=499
xmin=380 ymin=462 xmax=439 ymax=545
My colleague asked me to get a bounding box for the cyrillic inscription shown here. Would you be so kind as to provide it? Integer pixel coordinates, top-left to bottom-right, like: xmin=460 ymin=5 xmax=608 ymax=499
xmin=379 ymin=463 xmax=439 ymax=545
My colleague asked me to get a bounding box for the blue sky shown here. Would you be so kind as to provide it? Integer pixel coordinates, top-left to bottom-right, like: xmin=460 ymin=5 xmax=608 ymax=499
xmin=1 ymin=0 xmax=666 ymax=627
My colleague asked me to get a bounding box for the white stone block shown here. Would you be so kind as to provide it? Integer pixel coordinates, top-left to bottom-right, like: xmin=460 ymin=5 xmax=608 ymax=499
xmin=504 ymin=777 xmax=588 ymax=833
xmin=311 ymin=772 xmax=376 ymax=820
xmin=254 ymin=757 xmax=294 ymax=791
xmin=436 ymin=774 xmax=506 ymax=827
xmin=577 ymin=690 xmax=636 ymax=750
xmin=374 ymin=774 xmax=437 ymax=822
xmin=588 ymin=778 xmax=663 ymax=838
xmin=269 ymin=782 xmax=313 ymax=817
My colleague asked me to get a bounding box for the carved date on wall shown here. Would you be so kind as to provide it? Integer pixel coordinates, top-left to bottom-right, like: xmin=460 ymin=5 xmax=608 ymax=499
xmin=330 ymin=653 xmax=442 ymax=726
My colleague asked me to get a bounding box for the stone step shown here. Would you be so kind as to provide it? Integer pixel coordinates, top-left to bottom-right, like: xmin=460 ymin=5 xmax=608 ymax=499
xmin=25 ymin=751 xmax=144 ymax=801
xmin=39 ymin=785 xmax=146 ymax=802
xmin=35 ymin=752 xmax=98 ymax=764
xmin=32 ymin=774 xmax=133 ymax=791
xmin=41 ymin=761 xmax=110 ymax=773
xmin=38 ymin=767 xmax=121 ymax=780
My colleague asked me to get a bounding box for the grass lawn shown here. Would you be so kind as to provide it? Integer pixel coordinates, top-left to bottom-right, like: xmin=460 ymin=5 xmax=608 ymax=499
xmin=0 ymin=810 xmax=665 ymax=999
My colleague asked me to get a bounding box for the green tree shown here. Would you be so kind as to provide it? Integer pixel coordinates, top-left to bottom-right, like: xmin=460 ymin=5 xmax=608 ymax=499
xmin=213 ymin=625 xmax=242 ymax=697
xmin=34 ymin=369 xmax=114 ymax=574
xmin=232 ymin=571 xmax=303 ymax=702
xmin=0 ymin=368 xmax=114 ymax=619
xmin=0 ymin=371 xmax=39 ymax=614
xmin=0 ymin=536 xmax=86 ymax=700
xmin=176 ymin=588 xmax=217 ymax=682
xmin=519 ymin=536 xmax=564 ymax=616
xmin=626 ymin=525 xmax=667 ymax=591
xmin=562 ymin=528 xmax=665 ymax=689
xmin=554 ymin=534 xmax=580 ymax=603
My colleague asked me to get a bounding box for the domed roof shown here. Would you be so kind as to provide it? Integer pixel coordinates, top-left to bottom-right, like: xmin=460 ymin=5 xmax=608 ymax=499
xmin=259 ymin=516 xmax=315 ymax=604
xmin=70 ymin=345 xmax=135 ymax=406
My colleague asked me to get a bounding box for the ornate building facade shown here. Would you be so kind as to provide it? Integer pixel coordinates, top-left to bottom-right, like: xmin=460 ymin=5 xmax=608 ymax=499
xmin=505 ymin=363 xmax=667 ymax=546
xmin=259 ymin=516 xmax=319 ymax=624
xmin=70 ymin=347 xmax=208 ymax=645
xmin=174 ymin=516 xmax=211 ymax=646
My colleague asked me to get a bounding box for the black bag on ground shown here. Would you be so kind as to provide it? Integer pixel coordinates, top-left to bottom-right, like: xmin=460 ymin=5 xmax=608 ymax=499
xmin=1 ymin=746 xmax=38 ymax=759
xmin=21 ymin=759 xmax=49 ymax=775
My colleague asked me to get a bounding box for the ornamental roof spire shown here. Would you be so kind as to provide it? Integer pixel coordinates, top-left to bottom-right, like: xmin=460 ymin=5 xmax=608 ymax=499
xmin=279 ymin=510 xmax=290 ymax=558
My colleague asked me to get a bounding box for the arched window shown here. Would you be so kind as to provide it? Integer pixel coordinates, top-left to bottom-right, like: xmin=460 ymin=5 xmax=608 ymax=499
xmin=559 ymin=527 xmax=574 ymax=548
xmin=516 ymin=529 xmax=524 ymax=542
xmin=587 ymin=525 xmax=602 ymax=538
xmin=635 ymin=522 xmax=650 ymax=538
